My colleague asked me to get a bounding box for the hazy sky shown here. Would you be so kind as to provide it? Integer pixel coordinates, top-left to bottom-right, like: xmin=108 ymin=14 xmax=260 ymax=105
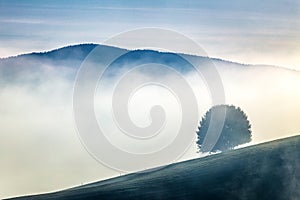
xmin=0 ymin=0 xmax=300 ymax=69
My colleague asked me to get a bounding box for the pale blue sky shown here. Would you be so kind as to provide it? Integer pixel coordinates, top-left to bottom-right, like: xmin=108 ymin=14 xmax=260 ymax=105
xmin=0 ymin=0 xmax=299 ymax=69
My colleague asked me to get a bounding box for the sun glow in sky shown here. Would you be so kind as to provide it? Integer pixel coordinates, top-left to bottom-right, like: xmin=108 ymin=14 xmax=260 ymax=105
xmin=0 ymin=0 xmax=300 ymax=70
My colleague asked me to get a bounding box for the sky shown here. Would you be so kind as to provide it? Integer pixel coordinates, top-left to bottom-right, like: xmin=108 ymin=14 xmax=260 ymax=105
xmin=0 ymin=0 xmax=300 ymax=69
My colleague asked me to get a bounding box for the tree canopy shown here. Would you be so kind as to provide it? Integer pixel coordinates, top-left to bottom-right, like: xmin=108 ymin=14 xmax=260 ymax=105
xmin=197 ymin=105 xmax=252 ymax=152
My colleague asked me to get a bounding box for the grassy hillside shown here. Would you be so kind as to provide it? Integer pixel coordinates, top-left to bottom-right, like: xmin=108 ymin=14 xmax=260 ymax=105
xmin=9 ymin=136 xmax=300 ymax=200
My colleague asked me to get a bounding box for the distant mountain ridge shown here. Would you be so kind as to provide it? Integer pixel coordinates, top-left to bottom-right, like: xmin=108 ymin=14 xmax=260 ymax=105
xmin=0 ymin=43 xmax=247 ymax=68
xmin=1 ymin=43 xmax=298 ymax=73
xmin=0 ymin=44 xmax=98 ymax=60
xmin=0 ymin=43 xmax=254 ymax=85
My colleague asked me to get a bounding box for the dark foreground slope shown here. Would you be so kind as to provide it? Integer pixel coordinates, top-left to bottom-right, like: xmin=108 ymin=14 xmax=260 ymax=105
xmin=10 ymin=136 xmax=300 ymax=200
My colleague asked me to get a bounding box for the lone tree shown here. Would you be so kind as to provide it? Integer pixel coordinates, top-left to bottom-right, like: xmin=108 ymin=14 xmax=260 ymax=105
xmin=196 ymin=105 xmax=252 ymax=152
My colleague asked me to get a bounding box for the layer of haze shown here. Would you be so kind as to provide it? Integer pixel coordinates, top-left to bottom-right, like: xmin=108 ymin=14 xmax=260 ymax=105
xmin=0 ymin=0 xmax=300 ymax=69
xmin=0 ymin=55 xmax=299 ymax=198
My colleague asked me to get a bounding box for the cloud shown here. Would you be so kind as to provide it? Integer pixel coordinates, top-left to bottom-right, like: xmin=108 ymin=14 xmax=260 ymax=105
xmin=0 ymin=19 xmax=44 ymax=24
